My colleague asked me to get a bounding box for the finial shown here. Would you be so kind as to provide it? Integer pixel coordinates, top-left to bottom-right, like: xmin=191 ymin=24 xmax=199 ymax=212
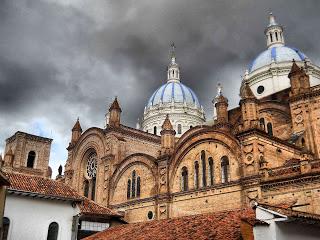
xmin=268 ymin=11 xmax=277 ymax=26
xmin=170 ymin=42 xmax=176 ymax=64
xmin=217 ymin=83 xmax=222 ymax=96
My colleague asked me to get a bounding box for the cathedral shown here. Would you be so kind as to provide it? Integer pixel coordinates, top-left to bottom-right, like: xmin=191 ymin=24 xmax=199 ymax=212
xmin=3 ymin=13 xmax=320 ymax=226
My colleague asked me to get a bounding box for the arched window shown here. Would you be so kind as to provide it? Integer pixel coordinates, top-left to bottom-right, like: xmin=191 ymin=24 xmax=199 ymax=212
xmin=181 ymin=166 xmax=188 ymax=191
xmin=132 ymin=170 xmax=136 ymax=198
xmin=91 ymin=177 xmax=96 ymax=201
xmin=267 ymin=123 xmax=273 ymax=137
xmin=137 ymin=176 xmax=141 ymax=197
xmin=127 ymin=170 xmax=141 ymax=199
xmin=221 ymin=156 xmax=230 ymax=183
xmin=201 ymin=151 xmax=207 ymax=187
xmin=259 ymin=118 xmax=265 ymax=130
xmin=27 ymin=151 xmax=36 ymax=168
xmin=83 ymin=180 xmax=89 ymax=198
xmin=194 ymin=161 xmax=199 ymax=189
xmin=275 ymin=32 xmax=278 ymax=41
xmin=177 ymin=124 xmax=182 ymax=134
xmin=270 ymin=33 xmax=273 ymax=42
xmin=85 ymin=151 xmax=98 ymax=200
xmin=301 ymin=138 xmax=306 ymax=147
xmin=127 ymin=179 xmax=131 ymax=199
xmin=208 ymin=157 xmax=214 ymax=186
xmin=3 ymin=217 xmax=10 ymax=240
xmin=154 ymin=126 xmax=157 ymax=135
xmin=47 ymin=222 xmax=59 ymax=240
xmin=190 ymin=125 xmax=193 ymax=129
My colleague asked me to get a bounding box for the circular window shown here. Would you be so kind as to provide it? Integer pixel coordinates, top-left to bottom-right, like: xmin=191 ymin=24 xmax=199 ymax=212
xmin=257 ymin=86 xmax=265 ymax=94
xmin=86 ymin=153 xmax=97 ymax=179
xmin=147 ymin=211 xmax=153 ymax=220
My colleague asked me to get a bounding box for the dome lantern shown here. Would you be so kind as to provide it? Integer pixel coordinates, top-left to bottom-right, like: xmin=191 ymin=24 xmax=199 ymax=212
xmin=167 ymin=43 xmax=180 ymax=82
xmin=265 ymin=12 xmax=285 ymax=49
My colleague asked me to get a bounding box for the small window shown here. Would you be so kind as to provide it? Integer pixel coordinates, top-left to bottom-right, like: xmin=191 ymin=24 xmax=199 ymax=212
xmin=127 ymin=179 xmax=131 ymax=199
xmin=221 ymin=156 xmax=230 ymax=183
xmin=3 ymin=217 xmax=10 ymax=240
xmin=301 ymin=138 xmax=306 ymax=147
xmin=177 ymin=124 xmax=182 ymax=134
xmin=83 ymin=180 xmax=89 ymax=198
xmin=137 ymin=176 xmax=141 ymax=197
xmin=27 ymin=151 xmax=36 ymax=168
xmin=147 ymin=211 xmax=153 ymax=220
xmin=275 ymin=32 xmax=278 ymax=41
xmin=257 ymin=86 xmax=264 ymax=94
xmin=91 ymin=177 xmax=96 ymax=201
xmin=201 ymin=151 xmax=207 ymax=187
xmin=132 ymin=170 xmax=136 ymax=198
xmin=194 ymin=161 xmax=199 ymax=189
xmin=47 ymin=222 xmax=59 ymax=240
xmin=190 ymin=125 xmax=193 ymax=129
xmin=267 ymin=123 xmax=273 ymax=137
xmin=153 ymin=126 xmax=157 ymax=135
xmin=181 ymin=166 xmax=188 ymax=191
xmin=270 ymin=33 xmax=273 ymax=42
xmin=208 ymin=157 xmax=214 ymax=186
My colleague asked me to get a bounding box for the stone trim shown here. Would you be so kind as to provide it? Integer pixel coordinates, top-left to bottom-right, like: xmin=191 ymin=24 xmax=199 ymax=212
xmin=6 ymin=131 xmax=53 ymax=144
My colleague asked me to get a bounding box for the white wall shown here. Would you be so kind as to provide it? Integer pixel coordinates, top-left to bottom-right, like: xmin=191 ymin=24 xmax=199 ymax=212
xmin=4 ymin=195 xmax=80 ymax=240
xmin=276 ymin=222 xmax=320 ymax=240
xmin=254 ymin=207 xmax=320 ymax=240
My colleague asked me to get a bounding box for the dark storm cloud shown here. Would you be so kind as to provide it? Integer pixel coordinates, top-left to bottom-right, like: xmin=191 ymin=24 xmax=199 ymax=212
xmin=0 ymin=0 xmax=320 ymax=175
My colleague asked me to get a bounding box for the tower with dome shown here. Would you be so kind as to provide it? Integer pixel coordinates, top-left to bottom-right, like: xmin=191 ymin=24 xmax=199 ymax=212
xmin=47 ymin=13 xmax=320 ymax=225
xmin=142 ymin=44 xmax=205 ymax=136
xmin=242 ymin=12 xmax=320 ymax=98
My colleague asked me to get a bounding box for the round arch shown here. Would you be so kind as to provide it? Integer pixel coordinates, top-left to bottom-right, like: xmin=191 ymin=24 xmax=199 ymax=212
xmin=169 ymin=129 xmax=242 ymax=190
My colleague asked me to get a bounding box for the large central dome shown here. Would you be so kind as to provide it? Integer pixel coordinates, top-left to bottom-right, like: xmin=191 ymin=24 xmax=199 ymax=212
xmin=147 ymin=81 xmax=200 ymax=108
xmin=249 ymin=46 xmax=307 ymax=72
xmin=141 ymin=44 xmax=205 ymax=137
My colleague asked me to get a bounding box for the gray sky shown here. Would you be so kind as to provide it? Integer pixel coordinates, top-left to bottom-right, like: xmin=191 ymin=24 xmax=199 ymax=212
xmin=1 ymin=0 xmax=320 ymax=177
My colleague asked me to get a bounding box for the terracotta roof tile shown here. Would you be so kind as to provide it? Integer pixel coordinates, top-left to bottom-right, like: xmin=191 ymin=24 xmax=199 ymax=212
xmin=79 ymin=198 xmax=122 ymax=217
xmin=5 ymin=172 xmax=121 ymax=218
xmin=84 ymin=208 xmax=255 ymax=240
xmin=5 ymin=172 xmax=82 ymax=201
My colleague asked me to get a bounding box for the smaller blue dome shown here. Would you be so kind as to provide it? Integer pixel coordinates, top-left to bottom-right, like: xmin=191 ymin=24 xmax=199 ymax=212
xmin=249 ymin=46 xmax=306 ymax=72
xmin=147 ymin=81 xmax=200 ymax=108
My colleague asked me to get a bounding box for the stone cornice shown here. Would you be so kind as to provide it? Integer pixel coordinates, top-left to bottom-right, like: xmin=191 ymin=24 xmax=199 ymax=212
xmin=261 ymin=172 xmax=320 ymax=190
xmin=6 ymin=131 xmax=53 ymax=144
xmin=289 ymin=88 xmax=320 ymax=103
xmin=236 ymin=128 xmax=302 ymax=151
xmin=105 ymin=125 xmax=161 ymax=144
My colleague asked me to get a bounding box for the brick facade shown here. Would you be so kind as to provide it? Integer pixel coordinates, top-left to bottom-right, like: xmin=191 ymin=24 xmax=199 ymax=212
xmin=63 ymin=62 xmax=320 ymax=223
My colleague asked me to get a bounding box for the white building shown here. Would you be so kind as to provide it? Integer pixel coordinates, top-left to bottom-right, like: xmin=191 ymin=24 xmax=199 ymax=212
xmin=254 ymin=202 xmax=320 ymax=240
xmin=242 ymin=12 xmax=320 ymax=98
xmin=3 ymin=172 xmax=124 ymax=240
xmin=141 ymin=44 xmax=205 ymax=137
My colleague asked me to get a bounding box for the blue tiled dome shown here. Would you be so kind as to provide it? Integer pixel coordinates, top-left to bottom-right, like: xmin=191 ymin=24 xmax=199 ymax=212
xmin=249 ymin=46 xmax=307 ymax=72
xmin=147 ymin=81 xmax=200 ymax=108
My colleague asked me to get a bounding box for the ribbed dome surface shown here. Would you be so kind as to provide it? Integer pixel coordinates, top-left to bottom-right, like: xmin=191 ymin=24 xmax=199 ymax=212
xmin=147 ymin=81 xmax=200 ymax=108
xmin=249 ymin=46 xmax=307 ymax=72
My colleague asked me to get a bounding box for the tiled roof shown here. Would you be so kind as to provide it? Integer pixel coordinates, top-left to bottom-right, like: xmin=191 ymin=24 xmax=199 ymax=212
xmin=257 ymin=202 xmax=320 ymax=221
xmin=5 ymin=172 xmax=82 ymax=201
xmin=84 ymin=208 xmax=255 ymax=240
xmin=5 ymin=172 xmax=122 ymax=218
xmin=79 ymin=198 xmax=122 ymax=217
